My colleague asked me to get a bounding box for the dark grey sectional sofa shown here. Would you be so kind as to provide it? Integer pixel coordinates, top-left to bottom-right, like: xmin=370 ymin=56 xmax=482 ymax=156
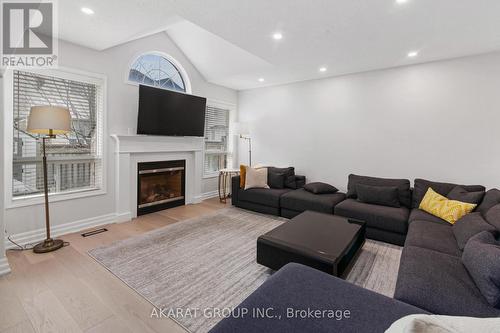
xmin=394 ymin=184 xmax=500 ymax=317
xmin=220 ymin=174 xmax=500 ymax=331
xmin=232 ymin=175 xmax=346 ymax=219
xmin=209 ymin=263 xmax=428 ymax=333
xmin=334 ymin=174 xmax=412 ymax=245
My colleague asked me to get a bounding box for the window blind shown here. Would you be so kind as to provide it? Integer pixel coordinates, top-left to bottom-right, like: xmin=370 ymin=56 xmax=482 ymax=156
xmin=204 ymin=105 xmax=230 ymax=175
xmin=12 ymin=70 xmax=103 ymax=198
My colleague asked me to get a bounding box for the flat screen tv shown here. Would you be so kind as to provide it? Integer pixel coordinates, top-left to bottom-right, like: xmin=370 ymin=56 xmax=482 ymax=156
xmin=137 ymin=85 xmax=207 ymax=137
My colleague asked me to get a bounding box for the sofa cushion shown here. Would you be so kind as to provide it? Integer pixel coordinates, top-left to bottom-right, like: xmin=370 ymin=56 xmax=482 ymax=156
xmin=418 ymin=188 xmax=476 ymax=225
xmin=408 ymin=209 xmax=448 ymax=225
xmin=334 ymin=199 xmax=409 ymax=234
xmin=412 ymin=179 xmax=485 ymax=209
xmin=238 ymin=188 xmax=292 ymax=208
xmin=453 ymin=212 xmax=496 ymax=250
xmin=303 ymin=182 xmax=338 ymax=194
xmin=209 ymin=263 xmax=428 ymax=333
xmin=395 ymin=246 xmax=500 ymax=317
xmin=239 ymin=165 xmax=247 ymax=188
xmin=447 ymin=186 xmax=485 ymax=205
xmin=386 ymin=314 xmax=500 ymax=333
xmin=268 ymin=167 xmax=296 ymax=189
xmin=244 ymin=167 xmax=270 ymax=190
xmin=356 ymin=184 xmax=400 ymax=208
xmin=268 ymin=171 xmax=285 ymax=189
xmin=405 ymin=221 xmax=460 ymax=257
xmin=477 ymin=189 xmax=500 ymax=217
xmin=346 ymin=174 xmax=411 ymax=208
xmin=484 ymin=203 xmax=500 ymax=231
xmin=280 ymin=188 xmax=345 ymax=214
xmin=462 ymin=231 xmax=500 ymax=308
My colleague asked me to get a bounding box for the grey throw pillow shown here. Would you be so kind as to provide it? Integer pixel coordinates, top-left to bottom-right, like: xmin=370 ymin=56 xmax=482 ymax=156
xmin=303 ymin=182 xmax=338 ymax=194
xmin=267 ymin=172 xmax=285 ymax=189
xmin=268 ymin=167 xmax=296 ymax=189
xmin=356 ymin=184 xmax=400 ymax=208
xmin=452 ymin=212 xmax=496 ymax=250
xmin=347 ymin=174 xmax=411 ymax=208
xmin=448 ymin=186 xmax=485 ymax=205
xmin=462 ymin=231 xmax=500 ymax=308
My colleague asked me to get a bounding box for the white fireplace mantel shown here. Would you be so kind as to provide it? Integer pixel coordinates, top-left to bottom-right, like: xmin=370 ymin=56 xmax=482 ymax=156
xmin=111 ymin=134 xmax=204 ymax=221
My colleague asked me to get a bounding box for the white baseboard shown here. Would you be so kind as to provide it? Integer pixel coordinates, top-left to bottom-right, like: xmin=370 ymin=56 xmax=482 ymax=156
xmin=199 ymin=190 xmax=219 ymax=201
xmin=0 ymin=257 xmax=11 ymax=276
xmin=5 ymin=213 xmax=118 ymax=250
xmin=4 ymin=192 xmax=218 ymax=251
xmin=115 ymin=212 xmax=132 ymax=223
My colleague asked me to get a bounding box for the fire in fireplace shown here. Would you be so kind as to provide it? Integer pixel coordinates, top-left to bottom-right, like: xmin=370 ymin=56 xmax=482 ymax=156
xmin=137 ymin=160 xmax=185 ymax=215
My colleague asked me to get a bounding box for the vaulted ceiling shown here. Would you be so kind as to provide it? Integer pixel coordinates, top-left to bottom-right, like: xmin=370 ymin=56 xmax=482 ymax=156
xmin=59 ymin=0 xmax=500 ymax=90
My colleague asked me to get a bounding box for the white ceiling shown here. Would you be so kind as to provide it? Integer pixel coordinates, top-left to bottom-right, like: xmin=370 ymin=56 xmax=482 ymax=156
xmin=59 ymin=0 xmax=500 ymax=90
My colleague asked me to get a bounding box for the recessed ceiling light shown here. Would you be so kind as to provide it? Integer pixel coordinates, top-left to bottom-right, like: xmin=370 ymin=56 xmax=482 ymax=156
xmin=396 ymin=0 xmax=409 ymax=4
xmin=258 ymin=78 xmax=265 ymax=82
xmin=407 ymin=51 xmax=419 ymax=58
xmin=319 ymin=67 xmax=327 ymax=72
xmin=272 ymin=32 xmax=283 ymax=40
xmin=81 ymin=7 xmax=94 ymax=15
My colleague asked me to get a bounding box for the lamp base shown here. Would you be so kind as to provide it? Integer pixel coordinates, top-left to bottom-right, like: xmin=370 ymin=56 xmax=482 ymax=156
xmin=33 ymin=238 xmax=64 ymax=253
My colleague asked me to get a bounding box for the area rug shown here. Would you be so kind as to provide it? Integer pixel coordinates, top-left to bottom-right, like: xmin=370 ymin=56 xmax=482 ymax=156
xmin=88 ymin=208 xmax=402 ymax=333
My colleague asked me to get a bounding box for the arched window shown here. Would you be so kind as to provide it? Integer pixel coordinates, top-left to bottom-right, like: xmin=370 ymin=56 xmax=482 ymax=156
xmin=128 ymin=52 xmax=189 ymax=93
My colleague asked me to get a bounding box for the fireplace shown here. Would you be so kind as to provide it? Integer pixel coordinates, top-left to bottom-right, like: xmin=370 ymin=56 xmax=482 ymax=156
xmin=137 ymin=160 xmax=185 ymax=215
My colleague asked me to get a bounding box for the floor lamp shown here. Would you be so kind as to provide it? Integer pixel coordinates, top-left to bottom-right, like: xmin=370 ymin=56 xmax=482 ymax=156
xmin=234 ymin=122 xmax=251 ymax=166
xmin=27 ymin=106 xmax=72 ymax=253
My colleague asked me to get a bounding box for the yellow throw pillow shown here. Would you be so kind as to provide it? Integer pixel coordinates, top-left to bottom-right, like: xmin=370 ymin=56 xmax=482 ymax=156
xmin=419 ymin=188 xmax=477 ymax=224
xmin=239 ymin=165 xmax=247 ymax=189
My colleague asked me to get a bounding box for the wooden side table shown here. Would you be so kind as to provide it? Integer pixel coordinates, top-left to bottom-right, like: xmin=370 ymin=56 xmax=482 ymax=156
xmin=218 ymin=168 xmax=239 ymax=203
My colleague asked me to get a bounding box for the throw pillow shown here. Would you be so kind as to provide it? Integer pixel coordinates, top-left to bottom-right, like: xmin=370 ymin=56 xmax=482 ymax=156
xmin=303 ymin=182 xmax=338 ymax=194
xmin=268 ymin=172 xmax=285 ymax=189
xmin=346 ymin=174 xmax=411 ymax=208
xmin=419 ymin=188 xmax=477 ymax=225
xmin=239 ymin=164 xmax=247 ymax=189
xmin=268 ymin=167 xmax=296 ymax=189
xmin=452 ymin=212 xmax=496 ymax=250
xmin=356 ymin=184 xmax=400 ymax=208
xmin=462 ymin=231 xmax=500 ymax=308
xmin=244 ymin=167 xmax=269 ymax=190
xmin=448 ymin=186 xmax=485 ymax=205
xmin=385 ymin=314 xmax=500 ymax=333
xmin=412 ymin=179 xmax=485 ymax=209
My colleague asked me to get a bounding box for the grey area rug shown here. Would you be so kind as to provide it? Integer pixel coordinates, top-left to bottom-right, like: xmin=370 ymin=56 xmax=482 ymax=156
xmin=89 ymin=208 xmax=402 ymax=333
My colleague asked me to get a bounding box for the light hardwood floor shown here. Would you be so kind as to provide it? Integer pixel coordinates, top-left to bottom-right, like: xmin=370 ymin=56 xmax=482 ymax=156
xmin=1 ymin=197 xmax=227 ymax=333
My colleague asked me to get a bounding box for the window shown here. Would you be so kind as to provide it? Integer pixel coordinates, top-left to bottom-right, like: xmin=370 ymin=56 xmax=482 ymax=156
xmin=204 ymin=104 xmax=231 ymax=176
xmin=128 ymin=53 xmax=186 ymax=92
xmin=12 ymin=70 xmax=104 ymax=199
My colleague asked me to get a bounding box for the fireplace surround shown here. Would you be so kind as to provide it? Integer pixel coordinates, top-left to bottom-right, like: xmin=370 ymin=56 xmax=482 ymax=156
xmin=137 ymin=160 xmax=185 ymax=215
xmin=111 ymin=134 xmax=204 ymax=222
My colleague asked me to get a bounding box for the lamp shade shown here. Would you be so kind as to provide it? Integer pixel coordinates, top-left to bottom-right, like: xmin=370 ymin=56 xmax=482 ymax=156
xmin=233 ymin=122 xmax=250 ymax=136
xmin=27 ymin=106 xmax=71 ymax=135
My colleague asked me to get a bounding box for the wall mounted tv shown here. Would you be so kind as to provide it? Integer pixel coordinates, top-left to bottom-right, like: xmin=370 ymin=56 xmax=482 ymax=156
xmin=137 ymin=85 xmax=207 ymax=137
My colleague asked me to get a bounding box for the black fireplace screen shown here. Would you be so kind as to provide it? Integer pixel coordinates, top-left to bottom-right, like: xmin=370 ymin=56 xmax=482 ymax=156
xmin=137 ymin=160 xmax=185 ymax=215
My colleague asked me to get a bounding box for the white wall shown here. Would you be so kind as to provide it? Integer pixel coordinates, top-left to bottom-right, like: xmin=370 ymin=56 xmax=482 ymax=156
xmin=2 ymin=32 xmax=237 ymax=241
xmin=238 ymin=52 xmax=500 ymax=191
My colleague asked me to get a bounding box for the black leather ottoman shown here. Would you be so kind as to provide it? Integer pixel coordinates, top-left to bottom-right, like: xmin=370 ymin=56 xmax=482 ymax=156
xmin=280 ymin=188 xmax=346 ymax=218
xmin=257 ymin=211 xmax=365 ymax=277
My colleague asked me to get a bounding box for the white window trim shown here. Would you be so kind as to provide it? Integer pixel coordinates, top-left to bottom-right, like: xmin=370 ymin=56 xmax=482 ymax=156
xmin=203 ymin=99 xmax=237 ymax=179
xmin=124 ymin=50 xmax=192 ymax=94
xmin=3 ymin=66 xmax=108 ymax=209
